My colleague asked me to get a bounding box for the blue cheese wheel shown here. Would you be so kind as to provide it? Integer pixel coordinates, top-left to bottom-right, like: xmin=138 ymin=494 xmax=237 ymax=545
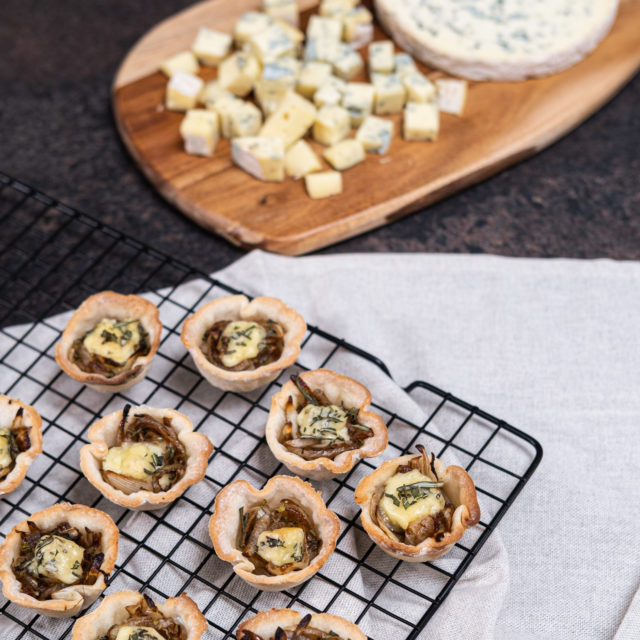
xmin=374 ymin=0 xmax=619 ymax=81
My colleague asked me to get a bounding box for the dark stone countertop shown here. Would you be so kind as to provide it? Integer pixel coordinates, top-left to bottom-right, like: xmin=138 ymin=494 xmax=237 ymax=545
xmin=1 ymin=0 xmax=639 ymax=275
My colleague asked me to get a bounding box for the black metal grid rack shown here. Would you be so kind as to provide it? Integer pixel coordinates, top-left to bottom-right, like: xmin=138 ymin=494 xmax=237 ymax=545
xmin=0 ymin=173 xmax=542 ymax=640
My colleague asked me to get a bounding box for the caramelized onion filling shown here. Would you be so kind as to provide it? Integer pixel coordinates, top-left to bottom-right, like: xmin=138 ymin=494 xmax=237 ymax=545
xmin=238 ymin=499 xmax=321 ymax=576
xmin=240 ymin=614 xmax=346 ymax=640
xmin=201 ymin=319 xmax=284 ymax=371
xmin=278 ymin=375 xmax=372 ymax=461
xmin=11 ymin=521 xmax=104 ymax=601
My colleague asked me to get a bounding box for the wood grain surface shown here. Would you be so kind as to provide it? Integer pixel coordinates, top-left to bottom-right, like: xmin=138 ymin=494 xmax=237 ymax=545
xmin=112 ymin=0 xmax=640 ymax=255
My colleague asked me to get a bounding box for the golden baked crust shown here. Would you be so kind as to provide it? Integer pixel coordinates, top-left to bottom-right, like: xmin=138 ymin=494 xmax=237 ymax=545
xmin=55 ymin=291 xmax=162 ymax=393
xmin=265 ymin=369 xmax=388 ymax=480
xmin=354 ymin=453 xmax=481 ymax=562
xmin=209 ymin=475 xmax=340 ymax=591
xmin=0 ymin=396 xmax=42 ymax=496
xmin=0 ymin=503 xmax=119 ymax=617
xmin=80 ymin=405 xmax=213 ymax=511
xmin=180 ymin=295 xmax=306 ymax=392
xmin=71 ymin=590 xmax=208 ymax=640
xmin=236 ymin=609 xmax=367 ymax=639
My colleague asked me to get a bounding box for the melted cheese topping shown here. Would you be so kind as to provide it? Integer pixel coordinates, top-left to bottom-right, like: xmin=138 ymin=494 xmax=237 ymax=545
xmin=256 ymin=527 xmax=305 ymax=566
xmin=219 ymin=320 xmax=266 ymax=368
xmin=115 ymin=627 xmax=165 ymax=640
xmin=297 ymin=404 xmax=349 ymax=441
xmin=0 ymin=428 xmax=12 ymax=469
xmin=379 ymin=469 xmax=445 ymax=531
xmin=102 ymin=442 xmax=166 ymax=480
xmin=30 ymin=535 xmax=85 ymax=585
xmin=83 ymin=318 xmax=143 ymax=365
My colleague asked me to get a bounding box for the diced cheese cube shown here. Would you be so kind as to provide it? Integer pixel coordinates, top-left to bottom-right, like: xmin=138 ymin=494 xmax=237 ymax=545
xmin=297 ymin=62 xmax=333 ymax=98
xmin=403 ymin=102 xmax=439 ymax=141
xmin=249 ymin=23 xmax=297 ymax=64
xmin=313 ymin=105 xmax=351 ymax=146
xmin=305 ymin=16 xmax=342 ymax=63
xmin=274 ymin=19 xmax=305 ymax=47
xmin=372 ymin=73 xmax=406 ymax=115
xmin=234 ymin=11 xmax=273 ymax=46
xmin=356 ymin=115 xmax=393 ymax=154
xmin=394 ymin=53 xmax=416 ymax=78
xmin=214 ymin=96 xmax=245 ymax=138
xmin=305 ymin=171 xmax=343 ymax=199
xmin=199 ymin=81 xmax=233 ymax=108
xmin=333 ymin=44 xmax=364 ymax=80
xmin=180 ymin=109 xmax=219 ymax=156
xmin=159 ymin=51 xmax=199 ymax=77
xmin=232 ymin=136 xmax=285 ymax=182
xmin=166 ymin=71 xmax=204 ymax=111
xmin=260 ymin=91 xmax=317 ymax=148
xmin=255 ymin=57 xmax=300 ymax=115
xmin=320 ymin=0 xmax=358 ymax=17
xmin=368 ymin=40 xmax=395 ymax=75
xmin=307 ymin=15 xmax=343 ymax=41
xmin=343 ymin=8 xmax=374 ymax=49
xmin=285 ymin=140 xmax=322 ymax=179
xmin=264 ymin=0 xmax=299 ymax=27
xmin=342 ymin=82 xmax=375 ymax=126
xmin=191 ymin=27 xmax=232 ymax=66
xmin=313 ymin=76 xmax=346 ymax=108
xmin=323 ymin=139 xmax=365 ymax=170
xmin=218 ymin=52 xmax=261 ymax=97
xmin=436 ymin=78 xmax=468 ymax=116
xmin=403 ymin=71 xmax=436 ymax=103
xmin=231 ymin=101 xmax=263 ymax=137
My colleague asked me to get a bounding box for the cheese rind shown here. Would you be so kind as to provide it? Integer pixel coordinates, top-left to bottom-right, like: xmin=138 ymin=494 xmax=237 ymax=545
xmin=374 ymin=0 xmax=620 ymax=81
xmin=435 ymin=78 xmax=468 ymax=116
xmin=305 ymin=171 xmax=343 ymax=199
xmin=180 ymin=109 xmax=219 ymax=157
xmin=159 ymin=51 xmax=199 ymax=77
xmin=323 ymin=139 xmax=365 ymax=170
xmin=220 ymin=321 xmax=267 ymax=367
xmin=313 ymin=105 xmax=351 ymax=146
xmin=191 ymin=27 xmax=232 ymax=66
xmin=256 ymin=527 xmax=305 ymax=566
xmin=260 ymin=91 xmax=317 ymax=148
xmin=403 ymin=101 xmax=439 ymax=141
xmin=166 ymin=72 xmax=204 ymax=112
xmin=232 ymin=137 xmax=286 ymax=182
xmin=356 ymin=115 xmax=394 ymax=154
xmin=285 ymin=140 xmax=322 ymax=179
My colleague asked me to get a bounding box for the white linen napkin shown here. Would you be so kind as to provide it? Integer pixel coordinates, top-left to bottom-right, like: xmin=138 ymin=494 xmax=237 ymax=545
xmin=215 ymin=251 xmax=640 ymax=640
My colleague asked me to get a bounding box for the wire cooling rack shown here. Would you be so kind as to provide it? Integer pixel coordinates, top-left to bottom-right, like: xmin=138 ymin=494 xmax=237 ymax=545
xmin=0 ymin=173 xmax=542 ymax=640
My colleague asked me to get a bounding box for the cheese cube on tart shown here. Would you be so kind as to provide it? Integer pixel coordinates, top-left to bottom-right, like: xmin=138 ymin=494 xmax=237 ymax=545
xmin=305 ymin=171 xmax=343 ymax=199
xmin=159 ymin=50 xmax=199 ymax=77
xmin=165 ymin=71 xmax=204 ymax=111
xmin=191 ymin=26 xmax=232 ymax=66
xmin=180 ymin=109 xmax=219 ymax=156
xmin=313 ymin=104 xmax=351 ymax=146
xmin=285 ymin=140 xmax=322 ymax=179
xmin=404 ymin=101 xmax=440 ymax=141
xmin=356 ymin=115 xmax=394 ymax=154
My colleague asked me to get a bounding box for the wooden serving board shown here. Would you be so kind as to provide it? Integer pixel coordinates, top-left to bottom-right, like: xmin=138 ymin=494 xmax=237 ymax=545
xmin=113 ymin=0 xmax=640 ymax=255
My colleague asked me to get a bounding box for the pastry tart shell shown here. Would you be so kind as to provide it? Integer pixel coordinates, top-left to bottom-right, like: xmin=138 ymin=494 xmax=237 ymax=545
xmin=265 ymin=369 xmax=388 ymax=480
xmin=209 ymin=475 xmax=340 ymax=591
xmin=80 ymin=405 xmax=213 ymax=511
xmin=354 ymin=454 xmax=481 ymax=562
xmin=55 ymin=291 xmax=162 ymax=393
xmin=0 ymin=396 xmax=43 ymax=496
xmin=180 ymin=295 xmax=306 ymax=392
xmin=0 ymin=502 xmax=119 ymax=617
xmin=71 ymin=590 xmax=208 ymax=640
xmin=236 ymin=608 xmax=367 ymax=640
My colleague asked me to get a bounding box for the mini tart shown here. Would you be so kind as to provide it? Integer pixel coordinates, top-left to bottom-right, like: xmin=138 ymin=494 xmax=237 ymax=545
xmin=0 ymin=502 xmax=119 ymax=617
xmin=237 ymin=609 xmax=367 ymax=640
xmin=80 ymin=404 xmax=213 ymax=511
xmin=71 ymin=590 xmax=208 ymax=640
xmin=55 ymin=291 xmax=162 ymax=393
xmin=265 ymin=369 xmax=388 ymax=480
xmin=0 ymin=396 xmax=43 ymax=496
xmin=354 ymin=449 xmax=481 ymax=563
xmin=180 ymin=295 xmax=306 ymax=393
xmin=209 ymin=475 xmax=340 ymax=592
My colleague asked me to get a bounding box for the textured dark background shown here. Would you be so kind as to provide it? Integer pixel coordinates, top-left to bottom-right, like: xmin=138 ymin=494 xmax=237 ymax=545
xmin=1 ymin=0 xmax=639 ymax=273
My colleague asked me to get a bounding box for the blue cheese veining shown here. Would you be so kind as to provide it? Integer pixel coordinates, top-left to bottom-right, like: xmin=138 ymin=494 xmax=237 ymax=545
xmin=256 ymin=527 xmax=305 ymax=566
xmin=28 ymin=535 xmax=85 ymax=585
